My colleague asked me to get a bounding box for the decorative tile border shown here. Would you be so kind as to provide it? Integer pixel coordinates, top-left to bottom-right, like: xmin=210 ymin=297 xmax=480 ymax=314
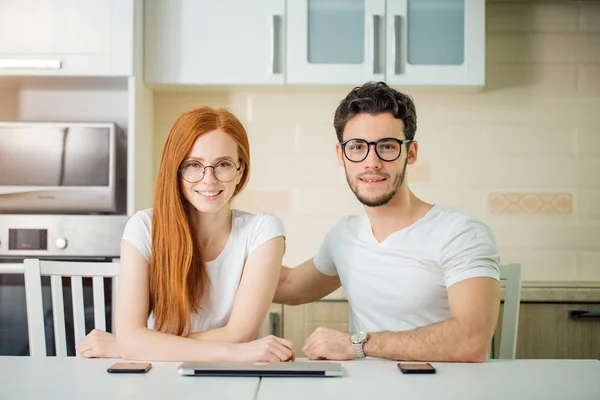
xmin=488 ymin=192 xmax=573 ymax=215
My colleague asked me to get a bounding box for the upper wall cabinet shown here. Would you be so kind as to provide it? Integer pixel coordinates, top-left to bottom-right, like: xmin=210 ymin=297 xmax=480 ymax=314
xmin=145 ymin=0 xmax=285 ymax=85
xmin=0 ymin=0 xmax=134 ymax=76
xmin=286 ymin=0 xmax=484 ymax=86
xmin=385 ymin=0 xmax=484 ymax=86
xmin=287 ymin=0 xmax=386 ymax=85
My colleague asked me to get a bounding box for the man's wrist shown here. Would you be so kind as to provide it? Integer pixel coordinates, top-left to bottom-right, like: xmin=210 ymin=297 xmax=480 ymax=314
xmin=361 ymin=332 xmax=379 ymax=358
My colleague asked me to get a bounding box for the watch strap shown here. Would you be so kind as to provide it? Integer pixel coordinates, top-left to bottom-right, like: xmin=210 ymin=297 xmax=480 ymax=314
xmin=352 ymin=341 xmax=365 ymax=358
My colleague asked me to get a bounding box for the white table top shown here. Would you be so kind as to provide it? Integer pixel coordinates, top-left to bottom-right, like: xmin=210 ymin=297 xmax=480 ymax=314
xmin=258 ymin=359 xmax=600 ymax=400
xmin=0 ymin=356 xmax=259 ymax=400
xmin=2 ymin=357 xmax=599 ymax=400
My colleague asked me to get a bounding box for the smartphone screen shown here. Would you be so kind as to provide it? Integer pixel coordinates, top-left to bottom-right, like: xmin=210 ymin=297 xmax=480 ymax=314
xmin=107 ymin=362 xmax=152 ymax=374
xmin=398 ymin=363 xmax=436 ymax=374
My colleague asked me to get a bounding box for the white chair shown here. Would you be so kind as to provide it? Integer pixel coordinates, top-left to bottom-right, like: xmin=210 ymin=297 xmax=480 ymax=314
xmin=23 ymin=259 xmax=119 ymax=357
xmin=496 ymin=263 xmax=523 ymax=360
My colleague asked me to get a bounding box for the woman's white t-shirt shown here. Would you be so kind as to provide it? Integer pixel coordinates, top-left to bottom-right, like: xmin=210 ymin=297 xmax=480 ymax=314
xmin=121 ymin=208 xmax=285 ymax=332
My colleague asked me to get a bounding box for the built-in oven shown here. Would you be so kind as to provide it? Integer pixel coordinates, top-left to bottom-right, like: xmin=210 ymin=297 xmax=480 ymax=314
xmin=0 ymin=215 xmax=127 ymax=355
xmin=0 ymin=119 xmax=129 ymax=355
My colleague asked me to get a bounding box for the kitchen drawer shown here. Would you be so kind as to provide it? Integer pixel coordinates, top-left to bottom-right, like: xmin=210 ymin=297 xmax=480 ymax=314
xmin=493 ymin=303 xmax=600 ymax=359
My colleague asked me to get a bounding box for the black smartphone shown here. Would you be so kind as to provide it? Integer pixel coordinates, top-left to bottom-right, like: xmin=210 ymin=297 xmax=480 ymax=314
xmin=398 ymin=362 xmax=436 ymax=374
xmin=107 ymin=362 xmax=152 ymax=374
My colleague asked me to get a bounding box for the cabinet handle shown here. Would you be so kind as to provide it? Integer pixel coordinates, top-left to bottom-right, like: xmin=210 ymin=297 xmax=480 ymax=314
xmin=392 ymin=15 xmax=402 ymax=75
xmin=270 ymin=15 xmax=283 ymax=75
xmin=268 ymin=311 xmax=280 ymax=336
xmin=0 ymin=59 xmax=61 ymax=69
xmin=569 ymin=310 xmax=600 ymax=320
xmin=371 ymin=15 xmax=383 ymax=75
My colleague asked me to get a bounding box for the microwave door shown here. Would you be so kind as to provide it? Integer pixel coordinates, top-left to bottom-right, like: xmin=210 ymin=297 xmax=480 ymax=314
xmin=0 ymin=127 xmax=65 ymax=186
xmin=61 ymin=127 xmax=111 ymax=187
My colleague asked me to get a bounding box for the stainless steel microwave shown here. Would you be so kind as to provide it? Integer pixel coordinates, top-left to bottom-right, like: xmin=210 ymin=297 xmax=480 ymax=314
xmin=0 ymin=122 xmax=119 ymax=213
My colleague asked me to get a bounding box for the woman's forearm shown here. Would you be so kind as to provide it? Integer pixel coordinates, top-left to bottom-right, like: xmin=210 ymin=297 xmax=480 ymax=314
xmin=118 ymin=327 xmax=237 ymax=362
xmin=189 ymin=326 xmax=256 ymax=343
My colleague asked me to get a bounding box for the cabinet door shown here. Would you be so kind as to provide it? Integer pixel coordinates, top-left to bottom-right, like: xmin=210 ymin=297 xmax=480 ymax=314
xmin=493 ymin=303 xmax=600 ymax=359
xmin=259 ymin=304 xmax=283 ymax=338
xmin=283 ymin=301 xmax=349 ymax=357
xmin=385 ymin=0 xmax=484 ymax=86
xmin=0 ymin=0 xmax=133 ymax=76
xmin=145 ymin=0 xmax=285 ymax=85
xmin=286 ymin=0 xmax=385 ymax=84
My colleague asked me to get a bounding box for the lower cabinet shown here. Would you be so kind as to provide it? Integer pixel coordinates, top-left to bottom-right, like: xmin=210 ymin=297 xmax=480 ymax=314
xmin=494 ymin=303 xmax=600 ymax=359
xmin=282 ymin=301 xmax=349 ymax=358
xmin=283 ymin=301 xmax=349 ymax=357
xmin=279 ymin=300 xmax=600 ymax=359
xmin=258 ymin=304 xmax=284 ymax=338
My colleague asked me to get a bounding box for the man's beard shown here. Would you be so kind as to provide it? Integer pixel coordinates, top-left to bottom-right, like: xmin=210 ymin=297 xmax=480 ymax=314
xmin=345 ymin=158 xmax=408 ymax=208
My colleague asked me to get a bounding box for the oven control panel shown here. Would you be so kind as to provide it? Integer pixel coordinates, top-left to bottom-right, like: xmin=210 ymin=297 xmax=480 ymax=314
xmin=0 ymin=215 xmax=128 ymax=257
xmin=9 ymin=229 xmax=48 ymax=251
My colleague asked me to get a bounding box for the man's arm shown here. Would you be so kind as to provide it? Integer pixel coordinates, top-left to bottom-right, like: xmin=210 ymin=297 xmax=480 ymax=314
xmin=302 ymin=276 xmax=499 ymax=362
xmin=273 ymin=258 xmax=341 ymax=305
xmin=363 ymin=277 xmax=500 ymax=362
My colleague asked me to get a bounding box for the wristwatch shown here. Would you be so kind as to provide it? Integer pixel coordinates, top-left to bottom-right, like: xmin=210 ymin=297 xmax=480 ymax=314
xmin=350 ymin=331 xmax=368 ymax=359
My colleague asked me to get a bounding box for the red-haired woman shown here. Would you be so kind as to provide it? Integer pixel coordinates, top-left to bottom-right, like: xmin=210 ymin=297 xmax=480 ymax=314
xmin=75 ymin=106 xmax=295 ymax=362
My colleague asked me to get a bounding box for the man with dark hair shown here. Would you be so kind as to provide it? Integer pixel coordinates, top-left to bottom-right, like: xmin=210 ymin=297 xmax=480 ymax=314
xmin=274 ymin=81 xmax=500 ymax=362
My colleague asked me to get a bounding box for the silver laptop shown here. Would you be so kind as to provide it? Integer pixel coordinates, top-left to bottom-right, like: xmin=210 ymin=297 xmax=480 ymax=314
xmin=178 ymin=361 xmax=343 ymax=377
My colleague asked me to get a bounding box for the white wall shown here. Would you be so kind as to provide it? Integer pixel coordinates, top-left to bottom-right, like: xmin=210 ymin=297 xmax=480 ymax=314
xmin=150 ymin=1 xmax=600 ymax=283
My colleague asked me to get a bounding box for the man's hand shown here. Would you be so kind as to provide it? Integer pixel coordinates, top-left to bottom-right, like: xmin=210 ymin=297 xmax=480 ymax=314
xmin=302 ymin=327 xmax=355 ymax=360
xmin=75 ymin=329 xmax=120 ymax=358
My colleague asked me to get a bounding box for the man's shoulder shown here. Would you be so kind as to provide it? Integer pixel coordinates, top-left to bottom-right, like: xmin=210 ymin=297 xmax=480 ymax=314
xmin=430 ymin=206 xmax=496 ymax=250
xmin=432 ymin=205 xmax=491 ymax=233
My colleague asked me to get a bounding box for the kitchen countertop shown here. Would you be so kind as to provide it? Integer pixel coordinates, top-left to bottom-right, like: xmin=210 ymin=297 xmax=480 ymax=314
xmin=322 ymin=282 xmax=600 ymax=303
xmin=2 ymin=264 xmax=600 ymax=302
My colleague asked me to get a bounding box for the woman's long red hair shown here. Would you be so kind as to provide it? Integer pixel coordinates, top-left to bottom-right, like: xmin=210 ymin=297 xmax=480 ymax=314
xmin=150 ymin=106 xmax=250 ymax=336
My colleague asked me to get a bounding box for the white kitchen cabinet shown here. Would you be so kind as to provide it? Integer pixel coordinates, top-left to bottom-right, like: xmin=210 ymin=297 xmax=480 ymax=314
xmin=286 ymin=0 xmax=484 ymax=86
xmin=145 ymin=0 xmax=285 ymax=85
xmin=0 ymin=0 xmax=133 ymax=77
xmin=287 ymin=0 xmax=386 ymax=85
xmin=385 ymin=0 xmax=484 ymax=86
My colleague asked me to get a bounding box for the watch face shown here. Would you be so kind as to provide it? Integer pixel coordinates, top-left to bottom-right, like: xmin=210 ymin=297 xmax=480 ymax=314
xmin=351 ymin=331 xmax=367 ymax=343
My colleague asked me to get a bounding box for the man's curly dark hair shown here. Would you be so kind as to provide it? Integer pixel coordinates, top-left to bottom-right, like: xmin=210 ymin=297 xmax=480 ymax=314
xmin=333 ymin=81 xmax=417 ymax=144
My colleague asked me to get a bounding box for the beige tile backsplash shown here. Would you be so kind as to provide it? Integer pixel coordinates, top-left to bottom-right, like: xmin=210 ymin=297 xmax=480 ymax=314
xmin=152 ymin=1 xmax=600 ymax=283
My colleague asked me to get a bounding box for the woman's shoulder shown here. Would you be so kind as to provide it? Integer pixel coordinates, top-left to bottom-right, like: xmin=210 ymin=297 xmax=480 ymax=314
xmin=232 ymin=210 xmax=285 ymax=254
xmin=122 ymin=209 xmax=153 ymax=248
xmin=231 ymin=209 xmax=285 ymax=248
xmin=232 ymin=209 xmax=283 ymax=230
xmin=121 ymin=208 xmax=154 ymax=263
xmin=126 ymin=208 xmax=154 ymax=231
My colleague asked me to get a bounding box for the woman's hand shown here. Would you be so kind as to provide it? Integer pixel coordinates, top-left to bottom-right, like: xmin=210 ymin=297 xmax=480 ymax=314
xmin=75 ymin=329 xmax=120 ymax=358
xmin=236 ymin=335 xmax=296 ymax=362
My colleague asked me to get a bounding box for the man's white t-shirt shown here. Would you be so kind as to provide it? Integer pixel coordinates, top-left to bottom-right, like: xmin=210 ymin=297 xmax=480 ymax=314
xmin=313 ymin=205 xmax=500 ymax=334
xmin=122 ymin=208 xmax=285 ymax=332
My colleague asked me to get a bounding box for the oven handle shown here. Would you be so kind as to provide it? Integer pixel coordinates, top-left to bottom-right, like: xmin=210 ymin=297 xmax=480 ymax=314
xmin=0 ymin=263 xmax=24 ymax=274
